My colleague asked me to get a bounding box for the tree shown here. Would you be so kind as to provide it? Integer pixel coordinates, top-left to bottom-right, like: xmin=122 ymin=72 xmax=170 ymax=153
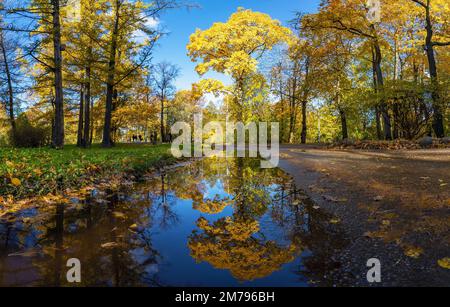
xmin=50 ymin=0 xmax=64 ymax=148
xmin=150 ymin=62 xmax=180 ymax=142
xmin=187 ymin=8 xmax=291 ymax=122
xmin=101 ymin=0 xmax=182 ymax=147
xmin=409 ymin=0 xmax=449 ymax=137
xmin=0 ymin=26 xmax=19 ymax=141
xmin=302 ymin=0 xmax=393 ymax=140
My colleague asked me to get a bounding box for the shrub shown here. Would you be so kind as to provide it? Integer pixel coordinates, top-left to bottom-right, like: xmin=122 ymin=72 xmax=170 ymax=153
xmin=10 ymin=114 xmax=50 ymax=147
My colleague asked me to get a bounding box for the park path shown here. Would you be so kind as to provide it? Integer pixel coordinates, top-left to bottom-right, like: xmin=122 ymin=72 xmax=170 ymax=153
xmin=277 ymin=145 xmax=450 ymax=286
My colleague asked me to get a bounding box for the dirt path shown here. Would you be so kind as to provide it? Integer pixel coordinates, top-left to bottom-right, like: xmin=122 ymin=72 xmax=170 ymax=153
xmin=278 ymin=145 xmax=450 ymax=287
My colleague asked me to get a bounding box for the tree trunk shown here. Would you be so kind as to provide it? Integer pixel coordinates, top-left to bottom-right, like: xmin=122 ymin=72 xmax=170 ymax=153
xmin=83 ymin=65 xmax=91 ymax=147
xmin=375 ymin=106 xmax=382 ymax=140
xmin=160 ymin=96 xmax=165 ymax=143
xmin=288 ymin=76 xmax=298 ymax=144
xmin=102 ymin=0 xmax=120 ymax=147
xmin=393 ymin=103 xmax=399 ymax=139
xmin=423 ymin=1 xmax=445 ymax=137
xmin=90 ymin=97 xmax=94 ymax=144
xmin=300 ymin=58 xmax=310 ymax=144
xmin=371 ymin=53 xmax=383 ymax=140
xmin=52 ymin=0 xmax=65 ymax=149
xmin=372 ymin=40 xmax=392 ymax=140
xmin=339 ymin=107 xmax=348 ymax=140
xmin=77 ymin=85 xmax=84 ymax=147
xmin=0 ymin=31 xmax=16 ymax=141
xmin=300 ymin=100 xmax=307 ymax=144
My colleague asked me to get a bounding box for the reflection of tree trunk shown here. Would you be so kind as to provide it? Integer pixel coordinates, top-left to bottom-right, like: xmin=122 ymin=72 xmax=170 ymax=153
xmin=107 ymin=192 xmax=120 ymax=287
xmin=234 ymin=158 xmax=249 ymax=219
xmin=54 ymin=204 xmax=64 ymax=286
xmin=161 ymin=173 xmax=166 ymax=204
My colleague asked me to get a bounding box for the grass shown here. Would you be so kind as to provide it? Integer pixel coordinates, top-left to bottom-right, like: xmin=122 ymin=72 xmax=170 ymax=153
xmin=0 ymin=143 xmax=177 ymax=199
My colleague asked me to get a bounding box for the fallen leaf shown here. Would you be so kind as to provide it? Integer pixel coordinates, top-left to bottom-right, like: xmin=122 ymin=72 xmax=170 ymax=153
xmin=404 ymin=246 xmax=423 ymax=259
xmin=8 ymin=249 xmax=40 ymax=257
xmin=11 ymin=178 xmax=21 ymax=187
xmin=330 ymin=218 xmax=341 ymax=224
xmin=101 ymin=242 xmax=121 ymax=249
xmin=437 ymin=258 xmax=450 ymax=269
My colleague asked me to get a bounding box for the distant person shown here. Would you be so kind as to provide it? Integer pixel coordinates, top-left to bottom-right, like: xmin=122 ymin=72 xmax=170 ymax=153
xmin=139 ymin=135 xmax=143 ymax=142
xmin=132 ymin=135 xmax=137 ymax=143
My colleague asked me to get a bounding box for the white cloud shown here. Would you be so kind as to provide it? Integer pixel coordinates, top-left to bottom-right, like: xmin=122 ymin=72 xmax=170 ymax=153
xmin=144 ymin=16 xmax=160 ymax=29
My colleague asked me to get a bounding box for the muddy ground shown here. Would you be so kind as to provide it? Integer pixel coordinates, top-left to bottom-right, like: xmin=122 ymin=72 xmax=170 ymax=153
xmin=278 ymin=145 xmax=450 ymax=287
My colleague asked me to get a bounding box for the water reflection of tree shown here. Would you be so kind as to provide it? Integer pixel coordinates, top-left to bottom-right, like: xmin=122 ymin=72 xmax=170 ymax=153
xmin=29 ymin=192 xmax=163 ymax=286
xmin=189 ymin=217 xmax=299 ymax=281
xmin=187 ymin=158 xmax=302 ymax=282
xmin=269 ymin=186 xmax=350 ymax=286
xmin=147 ymin=172 xmax=180 ymax=229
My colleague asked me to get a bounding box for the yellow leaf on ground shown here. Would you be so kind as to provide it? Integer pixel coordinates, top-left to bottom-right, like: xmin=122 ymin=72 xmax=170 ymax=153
xmin=33 ymin=169 xmax=42 ymax=176
xmin=330 ymin=218 xmax=341 ymax=224
xmin=404 ymin=246 xmax=423 ymax=259
xmin=438 ymin=258 xmax=450 ymax=269
xmin=11 ymin=178 xmax=21 ymax=187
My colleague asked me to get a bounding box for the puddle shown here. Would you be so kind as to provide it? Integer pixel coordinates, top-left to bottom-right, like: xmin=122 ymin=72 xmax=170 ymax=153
xmin=0 ymin=158 xmax=348 ymax=286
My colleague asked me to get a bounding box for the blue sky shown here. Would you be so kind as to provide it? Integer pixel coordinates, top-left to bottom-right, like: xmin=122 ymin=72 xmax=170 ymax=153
xmin=151 ymin=0 xmax=321 ymax=90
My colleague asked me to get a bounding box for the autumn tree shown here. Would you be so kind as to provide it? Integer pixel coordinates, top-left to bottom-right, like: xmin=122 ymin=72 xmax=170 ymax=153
xmin=407 ymin=0 xmax=449 ymax=137
xmin=302 ymin=0 xmax=393 ymax=140
xmin=101 ymin=0 xmax=182 ymax=147
xmin=1 ymin=0 xmax=66 ymax=147
xmin=187 ymin=8 xmax=291 ymax=122
xmin=0 ymin=17 xmax=23 ymax=142
xmin=150 ymin=62 xmax=180 ymax=142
